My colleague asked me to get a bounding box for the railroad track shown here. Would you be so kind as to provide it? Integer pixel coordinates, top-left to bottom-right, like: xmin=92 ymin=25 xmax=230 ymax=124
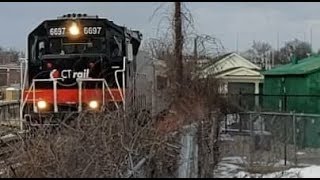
xmin=0 ymin=123 xmax=25 ymax=158
xmin=0 ymin=124 xmax=25 ymax=177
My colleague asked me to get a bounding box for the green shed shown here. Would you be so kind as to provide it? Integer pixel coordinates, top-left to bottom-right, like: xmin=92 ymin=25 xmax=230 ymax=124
xmin=263 ymin=55 xmax=320 ymax=114
xmin=263 ymin=55 xmax=320 ymax=148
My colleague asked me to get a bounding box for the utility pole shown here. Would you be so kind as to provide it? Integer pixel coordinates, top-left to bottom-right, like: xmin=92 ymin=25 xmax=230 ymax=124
xmin=174 ymin=2 xmax=183 ymax=94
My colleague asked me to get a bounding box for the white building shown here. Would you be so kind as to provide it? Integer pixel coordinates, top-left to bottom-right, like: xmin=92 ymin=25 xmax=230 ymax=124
xmin=198 ymin=52 xmax=264 ymax=95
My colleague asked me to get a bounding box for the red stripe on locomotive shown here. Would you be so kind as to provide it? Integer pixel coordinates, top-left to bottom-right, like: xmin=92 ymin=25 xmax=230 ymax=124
xmin=23 ymin=88 xmax=124 ymax=104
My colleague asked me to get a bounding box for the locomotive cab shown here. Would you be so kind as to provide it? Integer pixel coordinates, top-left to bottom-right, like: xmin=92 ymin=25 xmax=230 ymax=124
xmin=21 ymin=14 xmax=142 ymax=127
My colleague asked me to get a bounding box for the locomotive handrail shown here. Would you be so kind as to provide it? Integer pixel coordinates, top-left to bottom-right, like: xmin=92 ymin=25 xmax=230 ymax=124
xmin=76 ymin=78 xmax=120 ymax=111
xmin=20 ymin=77 xmax=121 ymax=129
xmin=114 ymin=56 xmax=126 ymax=110
xmin=21 ymin=82 xmax=34 ymax=115
xmin=31 ymin=78 xmax=64 ymax=113
xmin=23 ymin=77 xmax=120 ymax=113
xmin=20 ymin=57 xmax=28 ymax=130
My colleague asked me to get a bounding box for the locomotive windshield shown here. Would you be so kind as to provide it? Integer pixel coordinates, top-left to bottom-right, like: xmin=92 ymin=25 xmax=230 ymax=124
xmin=44 ymin=36 xmax=106 ymax=55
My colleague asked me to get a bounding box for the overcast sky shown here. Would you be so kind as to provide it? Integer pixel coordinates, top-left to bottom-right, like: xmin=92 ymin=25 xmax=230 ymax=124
xmin=1 ymin=2 xmax=320 ymax=53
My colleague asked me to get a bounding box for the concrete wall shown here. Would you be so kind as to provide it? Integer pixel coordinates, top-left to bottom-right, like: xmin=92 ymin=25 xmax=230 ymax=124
xmin=178 ymin=123 xmax=199 ymax=178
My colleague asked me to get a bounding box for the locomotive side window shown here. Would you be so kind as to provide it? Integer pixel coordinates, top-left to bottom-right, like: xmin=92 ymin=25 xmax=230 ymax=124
xmin=38 ymin=41 xmax=45 ymax=51
xmin=30 ymin=36 xmax=38 ymax=63
xmin=32 ymin=38 xmax=46 ymax=63
xmin=38 ymin=41 xmax=45 ymax=58
xmin=111 ymin=36 xmax=122 ymax=58
xmin=49 ymin=38 xmax=62 ymax=54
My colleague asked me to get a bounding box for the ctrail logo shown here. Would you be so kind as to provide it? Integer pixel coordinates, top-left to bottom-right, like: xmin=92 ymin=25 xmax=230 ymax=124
xmin=50 ymin=69 xmax=90 ymax=79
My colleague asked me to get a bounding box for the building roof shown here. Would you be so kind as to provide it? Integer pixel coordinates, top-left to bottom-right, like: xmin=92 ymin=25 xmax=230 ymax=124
xmin=263 ymin=55 xmax=320 ymax=76
xmin=199 ymin=52 xmax=261 ymax=77
xmin=201 ymin=52 xmax=233 ymax=70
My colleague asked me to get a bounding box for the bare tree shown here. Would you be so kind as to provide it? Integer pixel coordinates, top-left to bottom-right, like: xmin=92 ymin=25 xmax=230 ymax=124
xmin=0 ymin=47 xmax=21 ymax=65
xmin=142 ymin=38 xmax=173 ymax=60
xmin=174 ymin=2 xmax=183 ymax=94
xmin=144 ymin=3 xmax=230 ymax=178
xmin=188 ymin=34 xmax=226 ymax=59
xmin=241 ymin=41 xmax=272 ymax=69
xmin=273 ymin=39 xmax=312 ymax=65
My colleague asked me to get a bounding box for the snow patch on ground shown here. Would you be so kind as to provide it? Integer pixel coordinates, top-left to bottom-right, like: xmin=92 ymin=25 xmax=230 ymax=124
xmin=219 ymin=134 xmax=234 ymax=142
xmin=296 ymin=151 xmax=305 ymax=155
xmin=214 ymin=156 xmax=320 ymax=178
xmin=221 ymin=156 xmax=248 ymax=165
xmin=273 ymin=160 xmax=296 ymax=167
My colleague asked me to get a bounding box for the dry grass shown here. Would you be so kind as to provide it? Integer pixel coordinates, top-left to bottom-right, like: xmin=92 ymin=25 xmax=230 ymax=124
xmin=3 ymin=109 xmax=181 ymax=178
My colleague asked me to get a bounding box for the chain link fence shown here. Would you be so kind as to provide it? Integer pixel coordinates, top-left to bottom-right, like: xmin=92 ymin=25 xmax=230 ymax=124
xmin=225 ymin=93 xmax=320 ymax=113
xmin=217 ymin=93 xmax=320 ymax=176
xmin=220 ymin=111 xmax=320 ymax=171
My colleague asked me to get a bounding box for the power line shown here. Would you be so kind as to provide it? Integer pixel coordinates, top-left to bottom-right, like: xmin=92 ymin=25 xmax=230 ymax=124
xmin=310 ymin=28 xmax=313 ymax=52
xmin=236 ymin=32 xmax=239 ymax=53
xmin=277 ymin=32 xmax=279 ymax=52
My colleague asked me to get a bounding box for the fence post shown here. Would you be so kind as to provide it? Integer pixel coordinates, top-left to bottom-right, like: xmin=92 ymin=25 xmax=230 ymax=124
xmin=3 ymin=105 xmax=6 ymax=122
xmin=249 ymin=113 xmax=254 ymax=166
xmin=0 ymin=106 xmax=2 ymax=124
xmin=292 ymin=111 xmax=297 ymax=166
xmin=282 ymin=88 xmax=288 ymax=166
xmin=224 ymin=113 xmax=227 ymax=133
xmin=239 ymin=113 xmax=242 ymax=133
xmin=178 ymin=123 xmax=198 ymax=178
xmin=259 ymin=112 xmax=263 ymax=133
xmin=284 ymin=116 xmax=287 ymax=166
xmin=239 ymin=90 xmax=242 ymax=109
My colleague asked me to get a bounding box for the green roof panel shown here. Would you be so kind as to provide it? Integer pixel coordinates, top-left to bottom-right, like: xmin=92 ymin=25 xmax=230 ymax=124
xmin=263 ymin=55 xmax=320 ymax=75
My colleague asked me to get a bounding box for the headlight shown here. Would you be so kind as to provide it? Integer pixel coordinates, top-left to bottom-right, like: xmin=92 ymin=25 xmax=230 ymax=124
xmin=37 ymin=100 xmax=47 ymax=109
xmin=69 ymin=22 xmax=80 ymax=36
xmin=88 ymin=100 xmax=99 ymax=109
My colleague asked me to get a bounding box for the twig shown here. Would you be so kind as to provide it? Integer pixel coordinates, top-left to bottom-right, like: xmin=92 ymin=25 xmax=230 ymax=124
xmin=124 ymin=154 xmax=154 ymax=178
